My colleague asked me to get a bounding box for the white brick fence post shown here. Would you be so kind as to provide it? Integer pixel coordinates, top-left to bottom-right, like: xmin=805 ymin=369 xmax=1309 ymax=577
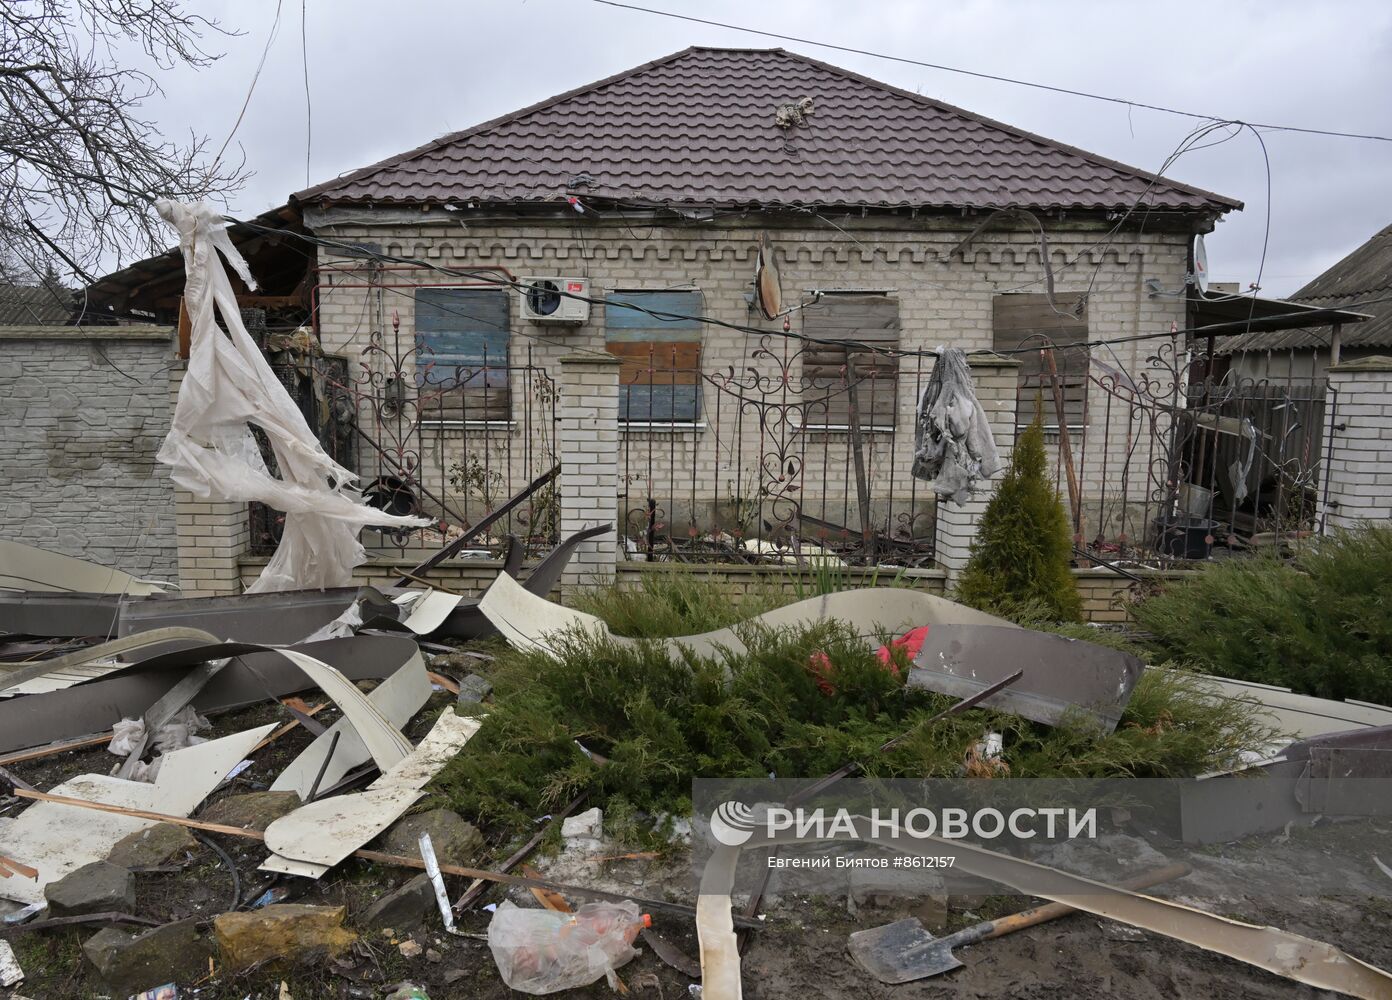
xmin=1320 ymin=356 xmax=1392 ymax=532
xmin=558 ymin=354 xmax=622 ymax=597
xmin=935 ymin=355 xmax=1021 ymax=580
xmin=169 ymin=362 xmax=249 ymax=596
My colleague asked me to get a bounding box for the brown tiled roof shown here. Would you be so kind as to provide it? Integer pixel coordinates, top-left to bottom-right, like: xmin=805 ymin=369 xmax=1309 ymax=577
xmin=1215 ymin=223 xmax=1392 ymax=353
xmin=295 ymin=47 xmax=1240 ymax=214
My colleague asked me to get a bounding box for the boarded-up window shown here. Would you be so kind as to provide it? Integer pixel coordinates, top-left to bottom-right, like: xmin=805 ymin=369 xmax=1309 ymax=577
xmin=415 ymin=288 xmax=510 ymax=421
xmin=605 ymin=290 xmax=702 ymax=423
xmin=802 ymin=294 xmax=900 ymax=429
xmin=992 ymin=293 xmax=1088 ymax=430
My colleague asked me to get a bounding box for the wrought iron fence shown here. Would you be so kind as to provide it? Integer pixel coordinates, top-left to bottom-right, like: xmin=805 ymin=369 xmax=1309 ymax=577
xmin=618 ymin=336 xmax=937 ymax=566
xmin=249 ymin=316 xmax=559 ymax=559
xmin=1050 ymin=335 xmax=1329 ymax=567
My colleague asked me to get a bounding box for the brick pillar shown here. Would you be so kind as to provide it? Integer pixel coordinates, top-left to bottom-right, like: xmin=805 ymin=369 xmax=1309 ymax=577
xmin=935 ymin=355 xmax=1022 ymax=578
xmin=558 ymin=354 xmax=622 ymax=597
xmin=169 ymin=362 xmax=249 ymax=596
xmin=1319 ymin=356 xmax=1392 ymax=532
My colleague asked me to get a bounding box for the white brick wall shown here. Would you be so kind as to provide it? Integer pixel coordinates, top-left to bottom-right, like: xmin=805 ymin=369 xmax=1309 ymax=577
xmin=558 ymin=355 xmax=621 ymax=593
xmin=311 ymin=219 xmax=1191 ymax=549
xmin=1320 ymin=358 xmax=1392 ymax=531
xmin=0 ymin=327 xmax=178 ymax=580
xmin=935 ymin=358 xmax=1021 ymax=574
xmin=165 ymin=362 xmax=253 ymax=596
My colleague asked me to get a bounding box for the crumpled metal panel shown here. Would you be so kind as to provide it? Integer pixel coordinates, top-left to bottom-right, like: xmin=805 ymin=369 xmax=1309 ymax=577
xmin=907 ymin=624 xmax=1144 ymax=732
xmin=0 ymin=634 xmax=423 ymax=753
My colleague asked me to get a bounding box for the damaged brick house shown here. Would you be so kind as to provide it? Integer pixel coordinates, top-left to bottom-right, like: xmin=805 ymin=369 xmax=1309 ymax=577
xmin=43 ymin=45 xmax=1366 ymax=588
xmin=289 ymin=46 xmax=1245 ymax=560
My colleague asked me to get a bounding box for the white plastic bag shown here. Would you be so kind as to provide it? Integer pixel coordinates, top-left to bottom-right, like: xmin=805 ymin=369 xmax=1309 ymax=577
xmin=155 ymin=201 xmax=428 ymax=592
xmin=487 ymin=900 xmax=649 ymax=994
xmin=107 ymin=718 xmax=145 ymax=757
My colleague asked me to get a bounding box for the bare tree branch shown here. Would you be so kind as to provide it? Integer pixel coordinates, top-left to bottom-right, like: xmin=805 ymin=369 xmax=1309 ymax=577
xmin=0 ymin=0 xmax=249 ymax=283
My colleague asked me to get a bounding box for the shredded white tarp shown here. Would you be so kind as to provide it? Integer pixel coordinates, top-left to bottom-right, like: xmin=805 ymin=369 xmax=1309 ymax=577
xmin=910 ymin=348 xmax=1002 ymax=504
xmin=107 ymin=706 xmax=211 ymax=782
xmin=155 ymin=201 xmax=428 ymax=592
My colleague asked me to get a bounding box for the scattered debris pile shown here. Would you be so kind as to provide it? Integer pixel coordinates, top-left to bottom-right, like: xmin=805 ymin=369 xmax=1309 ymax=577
xmin=3 ymin=539 xmax=1392 ymax=998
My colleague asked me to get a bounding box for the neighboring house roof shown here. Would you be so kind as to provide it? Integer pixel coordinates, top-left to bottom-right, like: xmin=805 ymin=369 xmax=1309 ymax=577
xmin=86 ymin=204 xmax=307 ymax=321
xmin=1216 ymin=223 xmax=1392 ymax=353
xmin=295 ymin=47 xmax=1240 ymax=215
xmin=0 ymin=283 xmax=75 ymax=325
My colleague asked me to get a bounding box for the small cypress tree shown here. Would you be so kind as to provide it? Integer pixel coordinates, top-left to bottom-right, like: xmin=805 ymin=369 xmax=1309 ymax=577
xmin=954 ymin=413 xmax=1083 ymax=621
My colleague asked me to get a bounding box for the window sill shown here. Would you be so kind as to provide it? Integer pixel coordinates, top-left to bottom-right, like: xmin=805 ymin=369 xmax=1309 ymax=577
xmin=620 ymin=421 xmax=706 ymax=433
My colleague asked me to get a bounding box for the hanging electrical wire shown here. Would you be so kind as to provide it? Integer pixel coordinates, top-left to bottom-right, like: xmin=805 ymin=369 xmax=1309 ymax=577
xmin=590 ymin=0 xmax=1392 ymax=143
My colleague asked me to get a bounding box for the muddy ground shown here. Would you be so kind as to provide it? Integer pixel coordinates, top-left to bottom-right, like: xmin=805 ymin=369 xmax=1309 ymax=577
xmin=3 ymin=702 xmax=1390 ymax=999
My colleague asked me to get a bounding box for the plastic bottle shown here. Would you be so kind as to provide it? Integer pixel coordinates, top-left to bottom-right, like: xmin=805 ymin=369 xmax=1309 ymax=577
xmin=487 ymin=900 xmax=653 ymax=995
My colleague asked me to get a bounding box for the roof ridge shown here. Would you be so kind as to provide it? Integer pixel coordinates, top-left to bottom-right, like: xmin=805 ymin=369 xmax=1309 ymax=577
xmin=765 ymin=48 xmax=1241 ymax=210
xmin=294 ymin=46 xmax=1240 ymax=212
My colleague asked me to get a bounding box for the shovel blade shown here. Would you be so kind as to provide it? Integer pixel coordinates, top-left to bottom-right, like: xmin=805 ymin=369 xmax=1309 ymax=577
xmin=847 ymin=917 xmax=962 ymax=984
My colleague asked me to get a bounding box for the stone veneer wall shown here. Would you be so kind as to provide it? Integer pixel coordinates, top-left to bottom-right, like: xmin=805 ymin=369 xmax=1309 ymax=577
xmin=0 ymin=325 xmax=179 ymax=581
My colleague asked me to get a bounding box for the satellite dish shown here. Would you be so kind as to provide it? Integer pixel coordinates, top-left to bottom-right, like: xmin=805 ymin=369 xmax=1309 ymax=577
xmin=755 ymin=232 xmax=782 ymax=319
xmin=1192 ymin=235 xmax=1210 ymax=295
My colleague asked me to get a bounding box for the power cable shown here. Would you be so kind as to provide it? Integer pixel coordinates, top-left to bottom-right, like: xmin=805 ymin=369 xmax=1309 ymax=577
xmin=213 ymin=0 xmax=286 ymax=168
xmin=590 ymin=0 xmax=1392 ymax=143
xmin=234 ymin=216 xmax=1392 ymax=363
xmin=300 ymin=0 xmax=312 ymax=188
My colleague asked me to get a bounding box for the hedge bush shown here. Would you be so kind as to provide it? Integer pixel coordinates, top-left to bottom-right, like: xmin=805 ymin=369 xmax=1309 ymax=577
xmin=1133 ymin=525 xmax=1392 ymax=703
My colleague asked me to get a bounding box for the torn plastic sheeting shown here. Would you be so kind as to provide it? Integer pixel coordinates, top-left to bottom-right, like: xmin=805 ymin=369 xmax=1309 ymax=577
xmin=269 ymin=647 xmax=431 ymax=799
xmin=0 ymin=723 xmax=275 ymax=906
xmin=909 ymin=348 xmax=1003 ymax=504
xmin=262 ymin=709 xmax=482 ymax=876
xmin=0 ymin=635 xmax=425 ymax=754
xmin=908 ymin=625 xmax=1146 ymax=733
xmin=695 ymin=827 xmax=1392 ymax=1000
xmin=107 ymin=706 xmax=211 ymax=777
xmin=0 ymin=539 xmax=171 ymax=596
xmin=113 ymin=655 xmax=228 ymax=781
xmin=478 ymin=571 xmax=1012 ymax=661
xmin=154 ymin=201 xmax=427 ymax=593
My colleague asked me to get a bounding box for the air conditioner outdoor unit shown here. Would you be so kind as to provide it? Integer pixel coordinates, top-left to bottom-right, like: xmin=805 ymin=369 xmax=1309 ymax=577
xmin=519 ymin=276 xmax=590 ymax=325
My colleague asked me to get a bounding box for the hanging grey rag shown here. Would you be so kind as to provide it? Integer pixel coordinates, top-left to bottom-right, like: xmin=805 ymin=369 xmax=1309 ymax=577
xmin=911 ymin=348 xmax=1003 ymax=504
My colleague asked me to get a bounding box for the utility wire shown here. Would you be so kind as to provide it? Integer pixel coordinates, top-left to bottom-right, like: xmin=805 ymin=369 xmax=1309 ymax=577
xmin=590 ymin=0 xmax=1392 ymax=143
xmin=300 ymin=0 xmax=313 ymax=188
xmin=213 ymin=0 xmax=286 ymax=168
xmin=234 ymin=216 xmax=1391 ymax=363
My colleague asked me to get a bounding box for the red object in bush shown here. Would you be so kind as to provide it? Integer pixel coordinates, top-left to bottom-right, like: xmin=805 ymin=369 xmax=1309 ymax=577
xmin=875 ymin=625 xmax=930 ymax=677
xmin=806 ymin=625 xmax=929 ymax=695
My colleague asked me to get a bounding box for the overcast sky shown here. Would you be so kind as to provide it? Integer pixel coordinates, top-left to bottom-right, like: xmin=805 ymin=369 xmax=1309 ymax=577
xmin=145 ymin=0 xmax=1392 ymax=297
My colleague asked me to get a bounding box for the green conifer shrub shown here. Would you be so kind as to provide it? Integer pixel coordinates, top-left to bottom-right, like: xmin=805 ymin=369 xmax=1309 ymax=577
xmin=954 ymin=414 xmax=1083 ymax=621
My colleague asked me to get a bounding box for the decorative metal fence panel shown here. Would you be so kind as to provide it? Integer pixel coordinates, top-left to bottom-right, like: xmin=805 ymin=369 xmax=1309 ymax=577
xmin=1056 ymin=337 xmax=1328 ymax=566
xmin=618 ymin=336 xmax=937 ymax=566
xmin=250 ymin=316 xmax=559 ymax=559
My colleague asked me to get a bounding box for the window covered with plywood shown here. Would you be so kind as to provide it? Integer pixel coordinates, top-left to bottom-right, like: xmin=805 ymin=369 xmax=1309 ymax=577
xmin=802 ymin=293 xmax=900 ymax=430
xmin=414 ymin=287 xmax=511 ymax=422
xmin=992 ymin=292 xmax=1088 ymax=431
xmin=604 ymin=290 xmax=702 ymax=424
